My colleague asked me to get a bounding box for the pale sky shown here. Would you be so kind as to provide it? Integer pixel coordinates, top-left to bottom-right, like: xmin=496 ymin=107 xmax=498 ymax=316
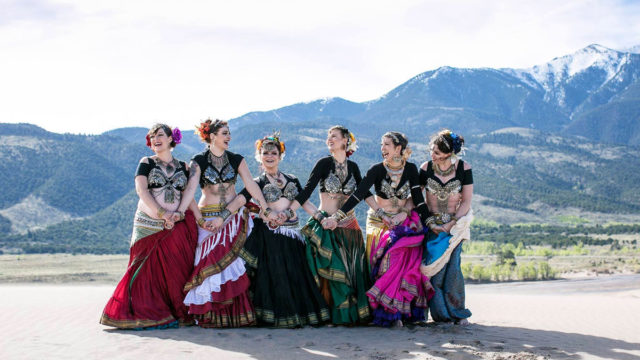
xmin=2 ymin=0 xmax=640 ymax=134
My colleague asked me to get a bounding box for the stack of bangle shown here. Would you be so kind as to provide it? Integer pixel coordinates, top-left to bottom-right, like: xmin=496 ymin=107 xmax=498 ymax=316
xmin=285 ymin=208 xmax=296 ymax=219
xmin=331 ymin=210 xmax=348 ymax=222
xmin=157 ymin=207 xmax=166 ymax=218
xmin=197 ymin=218 xmax=206 ymax=227
xmin=374 ymin=208 xmax=386 ymax=219
xmin=313 ymin=210 xmax=326 ymax=222
xmin=220 ymin=209 xmax=232 ymax=221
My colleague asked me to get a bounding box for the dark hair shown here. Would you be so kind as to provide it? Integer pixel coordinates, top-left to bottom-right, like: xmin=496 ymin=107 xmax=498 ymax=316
xmin=429 ymin=129 xmax=465 ymax=154
xmin=147 ymin=124 xmax=176 ymax=148
xmin=196 ymin=119 xmax=228 ymax=143
xmin=328 ymin=125 xmax=349 ymax=139
xmin=382 ymin=131 xmax=408 ymax=154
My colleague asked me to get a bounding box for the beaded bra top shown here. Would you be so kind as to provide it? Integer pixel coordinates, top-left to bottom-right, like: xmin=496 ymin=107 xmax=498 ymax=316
xmin=262 ymin=175 xmax=300 ymax=203
xmin=196 ymin=151 xmax=241 ymax=187
xmin=321 ymin=171 xmax=357 ymax=195
xmin=380 ymin=178 xmax=411 ymax=200
xmin=423 ymin=160 xmax=471 ymax=214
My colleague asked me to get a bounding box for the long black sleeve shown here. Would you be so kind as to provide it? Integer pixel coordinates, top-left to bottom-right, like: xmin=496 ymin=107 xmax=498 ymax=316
xmin=406 ymin=163 xmax=430 ymax=223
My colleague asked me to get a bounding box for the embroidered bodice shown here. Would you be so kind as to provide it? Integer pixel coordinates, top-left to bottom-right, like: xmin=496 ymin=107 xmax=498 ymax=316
xmin=192 ymin=150 xmax=244 ymax=188
xmin=380 ymin=178 xmax=411 ymax=200
xmin=321 ymin=171 xmax=357 ymax=195
xmin=420 ymin=160 xmax=473 ymax=214
xmin=295 ymin=156 xmax=370 ymax=205
xmin=241 ymin=172 xmax=303 ymax=203
xmin=338 ymin=161 xmax=430 ymax=223
xmin=135 ymin=157 xmax=188 ymax=203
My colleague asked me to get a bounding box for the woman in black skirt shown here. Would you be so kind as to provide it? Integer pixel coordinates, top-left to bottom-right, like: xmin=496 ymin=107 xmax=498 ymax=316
xmin=224 ymin=132 xmax=330 ymax=327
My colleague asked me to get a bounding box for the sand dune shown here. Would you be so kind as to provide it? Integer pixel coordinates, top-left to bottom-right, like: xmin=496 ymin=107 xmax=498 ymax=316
xmin=1 ymin=275 xmax=639 ymax=360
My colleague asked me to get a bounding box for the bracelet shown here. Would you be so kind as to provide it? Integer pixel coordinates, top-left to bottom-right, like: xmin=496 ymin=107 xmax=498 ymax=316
xmin=314 ymin=210 xmax=326 ymax=222
xmin=451 ymin=215 xmax=459 ymax=223
xmin=197 ymin=218 xmax=206 ymax=227
xmin=157 ymin=207 xmax=166 ymax=218
xmin=332 ymin=210 xmax=347 ymax=222
xmin=425 ymin=216 xmax=436 ymax=227
xmin=286 ymin=208 xmax=296 ymax=219
xmin=374 ymin=208 xmax=386 ymax=219
xmin=220 ymin=209 xmax=232 ymax=221
xmin=262 ymin=207 xmax=273 ymax=217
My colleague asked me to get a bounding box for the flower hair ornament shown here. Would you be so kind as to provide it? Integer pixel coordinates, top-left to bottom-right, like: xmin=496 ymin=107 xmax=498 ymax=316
xmin=445 ymin=130 xmax=465 ymax=164
xmin=402 ymin=145 xmax=412 ymax=161
xmin=255 ymin=131 xmax=286 ymax=162
xmin=195 ymin=121 xmax=211 ymax=142
xmin=172 ymin=127 xmax=182 ymax=145
xmin=146 ymin=125 xmax=181 ymax=148
xmin=346 ymin=131 xmax=358 ymax=157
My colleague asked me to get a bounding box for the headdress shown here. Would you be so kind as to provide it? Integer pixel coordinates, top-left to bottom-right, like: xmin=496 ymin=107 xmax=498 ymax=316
xmin=346 ymin=130 xmax=358 ymax=157
xmin=255 ymin=131 xmax=286 ymax=162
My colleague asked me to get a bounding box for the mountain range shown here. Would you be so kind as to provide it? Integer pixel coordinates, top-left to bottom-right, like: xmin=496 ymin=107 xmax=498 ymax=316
xmin=1 ymin=43 xmax=639 ymax=254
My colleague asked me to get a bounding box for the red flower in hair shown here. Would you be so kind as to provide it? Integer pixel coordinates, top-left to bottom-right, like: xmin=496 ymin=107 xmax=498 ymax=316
xmin=145 ymin=134 xmax=151 ymax=148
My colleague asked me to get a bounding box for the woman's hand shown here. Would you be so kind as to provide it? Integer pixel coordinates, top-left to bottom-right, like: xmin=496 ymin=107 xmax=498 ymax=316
xmin=442 ymin=221 xmax=455 ymax=233
xmin=170 ymin=211 xmax=184 ymax=222
xmin=431 ymin=225 xmax=444 ymax=235
xmin=390 ymin=212 xmax=407 ymax=227
xmin=321 ymin=217 xmax=338 ymax=230
xmin=207 ymin=217 xmax=224 ymax=232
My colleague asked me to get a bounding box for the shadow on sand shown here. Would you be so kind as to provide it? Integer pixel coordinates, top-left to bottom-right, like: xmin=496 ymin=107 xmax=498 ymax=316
xmin=106 ymin=322 xmax=640 ymax=359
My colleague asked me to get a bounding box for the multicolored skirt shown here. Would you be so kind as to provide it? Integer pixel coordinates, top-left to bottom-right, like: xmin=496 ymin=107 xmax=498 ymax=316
xmin=100 ymin=210 xmax=198 ymax=329
xmin=421 ymin=209 xmax=474 ymax=322
xmin=365 ymin=210 xmax=433 ymax=326
xmin=301 ymin=211 xmax=370 ymax=325
xmin=240 ymin=217 xmax=330 ymax=328
xmin=183 ymin=204 xmax=255 ymax=327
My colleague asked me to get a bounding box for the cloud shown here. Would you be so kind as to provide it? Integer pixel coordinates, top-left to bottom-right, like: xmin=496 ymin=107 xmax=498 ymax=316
xmin=1 ymin=0 xmax=640 ymax=134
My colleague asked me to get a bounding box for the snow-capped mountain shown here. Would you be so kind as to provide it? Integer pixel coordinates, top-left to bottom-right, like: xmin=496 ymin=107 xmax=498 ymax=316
xmin=231 ymin=44 xmax=640 ymax=145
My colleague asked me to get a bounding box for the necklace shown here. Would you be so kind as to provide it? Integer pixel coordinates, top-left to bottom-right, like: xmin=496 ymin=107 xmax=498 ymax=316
xmin=433 ymin=162 xmax=455 ymax=176
xmin=266 ymin=171 xmax=284 ymax=187
xmin=209 ymin=151 xmax=229 ymax=171
xmin=333 ymin=157 xmax=348 ymax=183
xmin=156 ymin=157 xmax=179 ymax=175
xmin=383 ymin=160 xmax=405 ymax=188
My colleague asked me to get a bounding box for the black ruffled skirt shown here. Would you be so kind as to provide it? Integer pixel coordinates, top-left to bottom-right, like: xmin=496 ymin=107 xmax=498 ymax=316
xmin=240 ymin=218 xmax=330 ymax=328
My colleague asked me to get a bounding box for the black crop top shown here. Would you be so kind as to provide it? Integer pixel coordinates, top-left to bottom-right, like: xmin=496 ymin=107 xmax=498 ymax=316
xmin=295 ymin=156 xmax=372 ymax=205
xmin=339 ymin=161 xmax=429 ymax=221
xmin=419 ymin=160 xmax=473 ymax=190
xmin=191 ymin=150 xmax=244 ymax=188
xmin=135 ymin=157 xmax=189 ymax=191
xmin=240 ymin=172 xmax=303 ymax=203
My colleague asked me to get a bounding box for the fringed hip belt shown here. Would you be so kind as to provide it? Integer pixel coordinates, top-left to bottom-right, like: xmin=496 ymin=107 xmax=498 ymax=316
xmin=131 ymin=210 xmax=166 ymax=246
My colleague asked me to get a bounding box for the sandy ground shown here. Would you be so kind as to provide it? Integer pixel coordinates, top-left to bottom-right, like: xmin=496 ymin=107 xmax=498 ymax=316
xmin=0 ymin=275 xmax=639 ymax=360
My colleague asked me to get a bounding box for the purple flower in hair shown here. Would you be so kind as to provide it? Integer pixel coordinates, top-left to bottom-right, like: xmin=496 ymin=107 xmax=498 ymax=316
xmin=172 ymin=127 xmax=182 ymax=144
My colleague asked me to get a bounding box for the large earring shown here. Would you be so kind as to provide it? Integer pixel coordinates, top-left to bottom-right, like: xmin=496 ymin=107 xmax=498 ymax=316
xmin=392 ymin=152 xmax=402 ymax=162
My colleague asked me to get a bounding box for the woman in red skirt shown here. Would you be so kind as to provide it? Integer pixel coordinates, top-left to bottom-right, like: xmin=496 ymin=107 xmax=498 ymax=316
xmin=100 ymin=124 xmax=198 ymax=329
xmin=177 ymin=119 xmax=279 ymax=327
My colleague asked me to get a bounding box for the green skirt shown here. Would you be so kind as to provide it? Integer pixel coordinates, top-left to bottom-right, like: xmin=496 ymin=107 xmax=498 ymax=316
xmin=301 ymin=216 xmax=371 ymax=324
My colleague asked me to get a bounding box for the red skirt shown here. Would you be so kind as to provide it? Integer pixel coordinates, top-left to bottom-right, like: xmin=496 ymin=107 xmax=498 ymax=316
xmin=100 ymin=210 xmax=198 ymax=329
xmin=183 ymin=206 xmax=255 ymax=327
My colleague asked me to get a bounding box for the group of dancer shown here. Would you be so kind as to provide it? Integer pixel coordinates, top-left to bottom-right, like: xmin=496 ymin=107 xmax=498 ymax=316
xmin=100 ymin=119 xmax=474 ymax=330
